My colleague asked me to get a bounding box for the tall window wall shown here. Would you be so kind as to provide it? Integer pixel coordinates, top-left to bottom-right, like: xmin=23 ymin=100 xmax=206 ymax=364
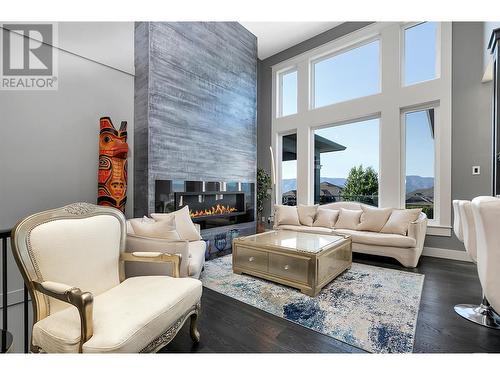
xmin=272 ymin=22 xmax=451 ymax=234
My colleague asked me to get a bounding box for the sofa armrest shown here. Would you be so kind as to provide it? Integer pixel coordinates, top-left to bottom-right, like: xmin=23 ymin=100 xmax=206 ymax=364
xmin=194 ymin=223 xmax=201 ymax=235
xmin=125 ymin=234 xmax=190 ymax=277
xmin=407 ymin=212 xmax=428 ymax=255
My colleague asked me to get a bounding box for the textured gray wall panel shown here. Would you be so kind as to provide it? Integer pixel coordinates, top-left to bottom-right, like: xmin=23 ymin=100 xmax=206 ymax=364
xmin=134 ymin=22 xmax=257 ymax=216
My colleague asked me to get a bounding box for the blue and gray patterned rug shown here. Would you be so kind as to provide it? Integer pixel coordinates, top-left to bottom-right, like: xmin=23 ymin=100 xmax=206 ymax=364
xmin=200 ymin=255 xmax=424 ymax=353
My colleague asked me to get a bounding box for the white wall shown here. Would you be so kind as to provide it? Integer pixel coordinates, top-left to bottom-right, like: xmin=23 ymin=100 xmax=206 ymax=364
xmin=0 ymin=22 xmax=135 ymax=352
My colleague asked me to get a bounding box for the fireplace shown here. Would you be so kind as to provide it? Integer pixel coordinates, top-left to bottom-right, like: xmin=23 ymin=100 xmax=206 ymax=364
xmin=155 ymin=180 xmax=255 ymax=230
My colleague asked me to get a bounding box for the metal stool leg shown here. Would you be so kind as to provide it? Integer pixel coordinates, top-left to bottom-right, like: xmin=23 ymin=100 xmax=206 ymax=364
xmin=454 ymin=295 xmax=500 ymax=329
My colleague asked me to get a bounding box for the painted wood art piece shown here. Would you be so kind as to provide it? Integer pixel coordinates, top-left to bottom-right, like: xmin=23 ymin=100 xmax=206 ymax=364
xmin=98 ymin=117 xmax=128 ymax=212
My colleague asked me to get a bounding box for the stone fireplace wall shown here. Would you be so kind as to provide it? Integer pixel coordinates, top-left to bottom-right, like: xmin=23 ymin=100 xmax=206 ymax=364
xmin=134 ymin=22 xmax=257 ymax=218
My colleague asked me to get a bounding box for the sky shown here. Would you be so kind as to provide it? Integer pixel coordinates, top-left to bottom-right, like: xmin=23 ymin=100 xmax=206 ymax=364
xmin=281 ymin=22 xmax=437 ymax=181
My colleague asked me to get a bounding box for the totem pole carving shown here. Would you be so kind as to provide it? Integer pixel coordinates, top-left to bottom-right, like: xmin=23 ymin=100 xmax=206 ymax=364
xmin=98 ymin=117 xmax=128 ymax=212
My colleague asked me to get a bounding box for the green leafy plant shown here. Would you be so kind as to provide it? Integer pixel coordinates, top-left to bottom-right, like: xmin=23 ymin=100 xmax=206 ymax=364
xmin=342 ymin=165 xmax=379 ymax=204
xmin=256 ymin=167 xmax=271 ymax=217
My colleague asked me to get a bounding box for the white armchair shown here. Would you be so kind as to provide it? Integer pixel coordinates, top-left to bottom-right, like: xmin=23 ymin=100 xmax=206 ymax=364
xmin=11 ymin=203 xmax=202 ymax=353
xmin=126 ymin=219 xmax=206 ymax=279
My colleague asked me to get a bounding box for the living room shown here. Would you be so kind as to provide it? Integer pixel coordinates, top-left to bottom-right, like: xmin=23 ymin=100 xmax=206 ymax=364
xmin=1 ymin=0 xmax=500 ymax=372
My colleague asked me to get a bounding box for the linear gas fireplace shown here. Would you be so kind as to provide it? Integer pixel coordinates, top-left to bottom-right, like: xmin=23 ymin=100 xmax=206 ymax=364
xmin=155 ymin=180 xmax=255 ymax=230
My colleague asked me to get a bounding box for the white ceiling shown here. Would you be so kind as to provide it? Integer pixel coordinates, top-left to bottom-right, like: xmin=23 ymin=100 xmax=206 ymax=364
xmin=240 ymin=22 xmax=342 ymax=60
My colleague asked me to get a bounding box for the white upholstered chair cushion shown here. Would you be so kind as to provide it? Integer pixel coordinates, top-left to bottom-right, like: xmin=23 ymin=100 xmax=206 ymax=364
xmin=458 ymin=200 xmax=477 ymax=263
xmin=274 ymin=205 xmax=301 ymax=226
xmin=277 ymin=225 xmax=334 ymax=234
xmin=334 ymin=229 xmax=417 ymax=248
xmin=335 ymin=208 xmax=362 ymax=230
xmin=357 ymin=206 xmax=392 ymax=232
xmin=472 ymin=196 xmax=500 ymax=311
xmin=32 ymin=276 xmax=202 ymax=353
xmin=297 ymin=204 xmax=318 ymax=226
xmin=380 ymin=208 xmax=422 ymax=236
xmin=151 ymin=206 xmax=201 ymax=241
xmin=312 ymin=208 xmax=339 ymax=228
xmin=452 ymin=200 xmax=465 ymax=242
xmin=129 ymin=216 xmax=180 ymax=240
xmin=29 ymin=215 xmax=122 ymax=314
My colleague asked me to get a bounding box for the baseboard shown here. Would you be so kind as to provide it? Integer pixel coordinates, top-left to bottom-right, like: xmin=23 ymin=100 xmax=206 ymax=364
xmin=422 ymin=247 xmax=473 ymax=262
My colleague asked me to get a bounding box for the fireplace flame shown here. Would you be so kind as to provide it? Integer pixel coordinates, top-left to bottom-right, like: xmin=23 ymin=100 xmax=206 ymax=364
xmin=190 ymin=204 xmax=238 ymax=218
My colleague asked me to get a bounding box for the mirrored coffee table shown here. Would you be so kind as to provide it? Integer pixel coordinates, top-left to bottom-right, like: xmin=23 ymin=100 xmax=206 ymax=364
xmin=232 ymin=230 xmax=352 ymax=296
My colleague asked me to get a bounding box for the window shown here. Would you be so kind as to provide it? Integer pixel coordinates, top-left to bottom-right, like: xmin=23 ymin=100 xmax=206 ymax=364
xmin=279 ymin=70 xmax=297 ymax=116
xmin=272 ymin=23 xmax=451 ymax=233
xmin=404 ymin=22 xmax=438 ymax=86
xmin=313 ymin=40 xmax=380 ymax=108
xmin=314 ymin=119 xmax=380 ymax=206
xmin=281 ymin=133 xmax=297 ymax=205
xmin=404 ymin=109 xmax=435 ymax=219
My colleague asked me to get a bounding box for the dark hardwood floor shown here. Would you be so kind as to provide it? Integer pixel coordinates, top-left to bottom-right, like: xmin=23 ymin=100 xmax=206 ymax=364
xmin=162 ymin=254 xmax=500 ymax=353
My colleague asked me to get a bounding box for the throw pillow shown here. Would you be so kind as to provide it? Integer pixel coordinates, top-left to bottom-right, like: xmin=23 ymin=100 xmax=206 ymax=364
xmin=335 ymin=208 xmax=363 ymax=230
xmin=274 ymin=205 xmax=301 ymax=226
xmin=380 ymin=208 xmax=422 ymax=236
xmin=129 ymin=215 xmax=180 ymax=240
xmin=312 ymin=208 xmax=339 ymax=228
xmin=357 ymin=206 xmax=393 ymax=232
xmin=151 ymin=206 xmax=201 ymax=241
xmin=297 ymin=204 xmax=318 ymax=226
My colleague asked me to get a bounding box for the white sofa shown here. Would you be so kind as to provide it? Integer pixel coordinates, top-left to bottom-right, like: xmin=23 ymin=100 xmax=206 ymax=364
xmin=274 ymin=202 xmax=427 ymax=268
xmin=126 ymin=220 xmax=206 ymax=279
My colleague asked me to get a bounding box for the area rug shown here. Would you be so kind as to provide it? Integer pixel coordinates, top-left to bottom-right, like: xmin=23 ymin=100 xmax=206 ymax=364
xmin=200 ymin=255 xmax=424 ymax=353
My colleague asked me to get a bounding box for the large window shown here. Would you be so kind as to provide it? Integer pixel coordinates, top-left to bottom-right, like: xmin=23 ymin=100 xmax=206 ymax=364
xmin=404 ymin=22 xmax=438 ymax=86
xmin=279 ymin=70 xmax=297 ymax=117
xmin=314 ymin=119 xmax=380 ymax=206
xmin=281 ymin=133 xmax=297 ymax=206
xmin=404 ymin=109 xmax=435 ymax=219
xmin=313 ymin=40 xmax=380 ymax=108
xmin=272 ymin=22 xmax=451 ymax=234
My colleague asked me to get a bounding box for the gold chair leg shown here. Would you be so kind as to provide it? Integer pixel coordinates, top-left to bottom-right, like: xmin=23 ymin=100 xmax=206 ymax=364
xmin=190 ymin=313 xmax=200 ymax=343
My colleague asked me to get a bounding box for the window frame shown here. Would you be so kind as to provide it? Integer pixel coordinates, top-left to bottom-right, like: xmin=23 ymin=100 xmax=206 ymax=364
xmin=271 ymin=22 xmax=452 ymax=236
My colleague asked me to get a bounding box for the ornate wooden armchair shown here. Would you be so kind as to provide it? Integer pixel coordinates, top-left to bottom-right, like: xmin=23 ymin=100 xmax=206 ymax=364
xmin=11 ymin=203 xmax=201 ymax=353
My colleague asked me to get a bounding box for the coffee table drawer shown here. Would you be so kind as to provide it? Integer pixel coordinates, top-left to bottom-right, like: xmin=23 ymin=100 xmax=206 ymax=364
xmin=269 ymin=253 xmax=309 ymax=284
xmin=235 ymin=247 xmax=268 ymax=272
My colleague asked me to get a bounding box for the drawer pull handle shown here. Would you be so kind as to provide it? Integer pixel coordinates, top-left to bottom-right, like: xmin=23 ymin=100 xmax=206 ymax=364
xmin=248 ymin=256 xmax=255 ymax=262
xmin=284 ymin=264 xmax=290 ymax=270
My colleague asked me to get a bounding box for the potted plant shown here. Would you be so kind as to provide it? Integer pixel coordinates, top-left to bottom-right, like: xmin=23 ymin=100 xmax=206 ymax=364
xmin=256 ymin=167 xmax=271 ymax=233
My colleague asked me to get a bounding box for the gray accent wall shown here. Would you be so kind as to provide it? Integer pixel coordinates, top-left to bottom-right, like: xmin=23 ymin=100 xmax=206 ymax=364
xmin=425 ymin=22 xmax=493 ymax=250
xmin=134 ymin=22 xmax=257 ymax=217
xmin=257 ymin=22 xmax=493 ymax=252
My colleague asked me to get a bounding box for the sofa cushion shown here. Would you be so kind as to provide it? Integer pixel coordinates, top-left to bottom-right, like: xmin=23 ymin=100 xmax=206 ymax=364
xmin=32 ymin=276 xmax=202 ymax=353
xmin=335 ymin=208 xmax=362 ymax=230
xmin=335 ymin=229 xmax=417 ymax=248
xmin=274 ymin=205 xmax=301 ymax=226
xmin=129 ymin=216 xmax=180 ymax=240
xmin=152 ymin=206 xmax=201 ymax=241
xmin=357 ymin=206 xmax=392 ymax=232
xmin=278 ymin=225 xmax=334 ymax=234
xmin=313 ymin=208 xmax=339 ymax=228
xmin=380 ymin=208 xmax=422 ymax=236
xmin=297 ymin=204 xmax=318 ymax=226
